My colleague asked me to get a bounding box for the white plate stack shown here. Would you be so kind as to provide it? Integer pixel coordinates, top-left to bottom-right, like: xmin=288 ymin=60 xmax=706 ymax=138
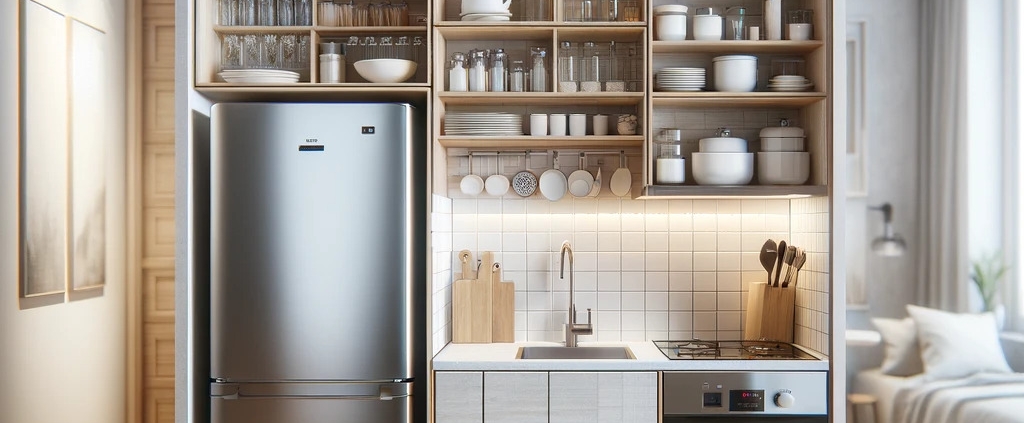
xmin=444 ymin=112 xmax=524 ymax=136
xmin=219 ymin=69 xmax=301 ymax=84
xmin=460 ymin=11 xmax=512 ymax=21
xmin=656 ymin=67 xmax=706 ymax=92
xmin=767 ymin=75 xmax=813 ymax=92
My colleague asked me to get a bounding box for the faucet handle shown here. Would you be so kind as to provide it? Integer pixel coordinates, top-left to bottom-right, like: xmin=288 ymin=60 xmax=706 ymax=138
xmin=586 ymin=308 xmax=592 ymax=324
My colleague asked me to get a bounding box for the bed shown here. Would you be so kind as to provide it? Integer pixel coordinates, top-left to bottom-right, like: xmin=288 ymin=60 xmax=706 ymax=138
xmin=849 ymin=306 xmax=1024 ymax=423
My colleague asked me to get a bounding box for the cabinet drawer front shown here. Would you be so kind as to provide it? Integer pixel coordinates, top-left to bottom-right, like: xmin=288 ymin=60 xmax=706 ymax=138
xmin=484 ymin=372 xmax=548 ymax=423
xmin=435 ymin=372 xmax=483 ymax=423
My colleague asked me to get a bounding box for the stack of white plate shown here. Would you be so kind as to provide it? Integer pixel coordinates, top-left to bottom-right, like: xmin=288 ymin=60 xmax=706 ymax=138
xmin=444 ymin=112 xmax=524 ymax=136
xmin=460 ymin=11 xmax=512 ymax=21
xmin=219 ymin=69 xmax=300 ymax=84
xmin=767 ymin=75 xmax=813 ymax=92
xmin=656 ymin=67 xmax=706 ymax=92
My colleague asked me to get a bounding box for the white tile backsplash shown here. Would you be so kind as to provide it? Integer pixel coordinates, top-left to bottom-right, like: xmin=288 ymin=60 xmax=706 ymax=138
xmin=430 ymin=195 xmax=831 ymax=356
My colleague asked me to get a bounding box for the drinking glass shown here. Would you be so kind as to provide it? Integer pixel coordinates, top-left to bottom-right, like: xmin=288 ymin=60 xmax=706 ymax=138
xmin=277 ymin=0 xmax=295 ymax=25
xmin=239 ymin=0 xmax=257 ymax=25
xmin=242 ymin=34 xmax=261 ymax=67
xmin=261 ymin=34 xmax=281 ymax=68
xmin=220 ymin=34 xmax=243 ymax=70
xmin=220 ymin=0 xmax=239 ymax=25
xmin=258 ymin=0 xmax=277 ymax=25
xmin=281 ymin=34 xmax=298 ymax=68
xmin=296 ymin=0 xmax=312 ymax=25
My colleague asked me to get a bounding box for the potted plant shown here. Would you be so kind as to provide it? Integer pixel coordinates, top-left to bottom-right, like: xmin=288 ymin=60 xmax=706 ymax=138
xmin=971 ymin=252 xmax=1009 ymax=329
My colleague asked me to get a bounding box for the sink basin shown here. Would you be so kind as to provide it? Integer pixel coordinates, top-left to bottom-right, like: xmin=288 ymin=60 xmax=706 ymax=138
xmin=517 ymin=346 xmax=635 ymax=360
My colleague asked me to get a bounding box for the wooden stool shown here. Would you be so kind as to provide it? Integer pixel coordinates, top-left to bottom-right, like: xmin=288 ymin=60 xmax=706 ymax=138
xmin=847 ymin=393 xmax=880 ymax=423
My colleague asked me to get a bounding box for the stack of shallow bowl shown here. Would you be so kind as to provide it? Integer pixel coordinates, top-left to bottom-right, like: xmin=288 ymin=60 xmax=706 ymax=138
xmin=692 ymin=129 xmax=753 ymax=185
xmin=758 ymin=122 xmax=810 ymax=185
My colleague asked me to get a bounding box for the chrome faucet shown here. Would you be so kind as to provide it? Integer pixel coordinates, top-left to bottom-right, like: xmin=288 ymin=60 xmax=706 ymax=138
xmin=560 ymin=241 xmax=593 ymax=347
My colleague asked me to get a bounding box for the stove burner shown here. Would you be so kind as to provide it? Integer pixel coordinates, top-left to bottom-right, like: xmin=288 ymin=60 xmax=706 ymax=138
xmin=654 ymin=339 xmax=818 ymax=360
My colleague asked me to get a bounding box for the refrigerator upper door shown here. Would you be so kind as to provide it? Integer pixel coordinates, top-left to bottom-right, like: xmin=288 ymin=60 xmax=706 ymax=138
xmin=210 ymin=103 xmax=415 ymax=381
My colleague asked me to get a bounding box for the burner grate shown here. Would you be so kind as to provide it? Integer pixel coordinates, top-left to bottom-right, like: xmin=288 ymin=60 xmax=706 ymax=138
xmin=654 ymin=339 xmax=818 ymax=360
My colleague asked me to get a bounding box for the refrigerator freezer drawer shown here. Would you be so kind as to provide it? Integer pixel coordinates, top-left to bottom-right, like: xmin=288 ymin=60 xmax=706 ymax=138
xmin=211 ymin=381 xmax=412 ymax=423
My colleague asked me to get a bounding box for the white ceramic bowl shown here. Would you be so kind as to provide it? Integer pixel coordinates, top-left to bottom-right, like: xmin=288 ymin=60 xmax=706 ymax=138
xmin=485 ymin=174 xmax=510 ymax=196
xmin=539 ymin=169 xmax=568 ymax=201
xmin=757 ymin=152 xmax=810 ymax=185
xmin=353 ymin=59 xmax=418 ymax=83
xmin=699 ymin=136 xmax=748 ymax=153
xmin=712 ymin=55 xmax=757 ymax=92
xmin=691 ymin=152 xmax=754 ymax=185
xmin=760 ymin=137 xmax=805 ymax=152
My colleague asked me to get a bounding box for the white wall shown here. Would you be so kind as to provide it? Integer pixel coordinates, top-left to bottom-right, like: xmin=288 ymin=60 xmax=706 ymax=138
xmin=0 ymin=1 xmax=127 ymax=422
xmin=845 ymin=0 xmax=921 ymax=326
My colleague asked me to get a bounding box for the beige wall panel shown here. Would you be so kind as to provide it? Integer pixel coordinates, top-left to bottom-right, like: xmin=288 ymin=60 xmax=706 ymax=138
xmin=144 ymin=323 xmax=176 ymax=385
xmin=143 ymin=268 xmax=175 ymax=323
xmin=143 ymin=207 xmax=175 ymax=258
xmin=144 ymin=388 xmax=175 ymax=423
xmin=143 ymin=18 xmax=175 ymax=69
xmin=144 ymin=144 xmax=175 ymax=207
xmin=143 ymin=79 xmax=175 ymax=143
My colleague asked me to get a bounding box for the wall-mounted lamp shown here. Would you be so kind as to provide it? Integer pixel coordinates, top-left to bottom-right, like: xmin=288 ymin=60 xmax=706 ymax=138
xmin=869 ymin=203 xmax=907 ymax=257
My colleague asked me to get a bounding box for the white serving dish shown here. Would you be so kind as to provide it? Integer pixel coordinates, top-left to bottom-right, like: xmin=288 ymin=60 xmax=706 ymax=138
xmin=757 ymin=152 xmax=810 ymax=185
xmin=691 ymin=152 xmax=754 ymax=185
xmin=712 ymin=55 xmax=757 ymax=92
xmin=699 ymin=136 xmax=748 ymax=153
xmin=353 ymin=59 xmax=417 ymax=83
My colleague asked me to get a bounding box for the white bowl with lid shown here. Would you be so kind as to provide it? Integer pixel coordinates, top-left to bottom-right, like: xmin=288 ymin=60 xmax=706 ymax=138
xmin=759 ymin=119 xmax=806 ymax=151
xmin=654 ymin=5 xmax=688 ymax=41
xmin=699 ymin=128 xmax=748 ymax=153
xmin=712 ymin=55 xmax=757 ymax=92
xmin=691 ymin=152 xmax=754 ymax=185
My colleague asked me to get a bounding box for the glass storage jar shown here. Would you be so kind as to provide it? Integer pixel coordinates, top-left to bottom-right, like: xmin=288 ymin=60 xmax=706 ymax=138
xmin=558 ymin=41 xmax=578 ymax=92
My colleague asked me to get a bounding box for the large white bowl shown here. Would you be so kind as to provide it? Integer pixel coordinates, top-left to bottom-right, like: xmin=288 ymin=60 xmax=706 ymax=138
xmin=712 ymin=55 xmax=757 ymax=92
xmin=699 ymin=136 xmax=748 ymax=153
xmin=691 ymin=152 xmax=754 ymax=185
xmin=353 ymin=59 xmax=417 ymax=83
xmin=757 ymin=152 xmax=810 ymax=185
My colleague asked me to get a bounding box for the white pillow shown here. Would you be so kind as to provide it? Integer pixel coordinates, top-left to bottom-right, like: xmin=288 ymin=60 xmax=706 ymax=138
xmin=871 ymin=317 xmax=924 ymax=376
xmin=906 ymin=305 xmax=1012 ymax=381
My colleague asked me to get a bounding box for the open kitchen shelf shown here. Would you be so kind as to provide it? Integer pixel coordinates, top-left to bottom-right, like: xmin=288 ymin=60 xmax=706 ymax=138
xmin=642 ymin=185 xmax=828 ymax=198
xmin=650 ymin=40 xmax=824 ymax=55
xmin=438 ymin=91 xmax=645 ymax=106
xmin=194 ymin=85 xmax=431 ymax=103
xmin=651 ymin=93 xmax=827 ymax=108
xmin=438 ymin=135 xmax=644 ymax=149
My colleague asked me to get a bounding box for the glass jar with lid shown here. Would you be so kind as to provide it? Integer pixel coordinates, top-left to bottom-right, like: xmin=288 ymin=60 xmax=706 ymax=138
xmin=530 ymin=47 xmax=547 ymax=92
xmin=510 ymin=60 xmax=526 ymax=92
xmin=655 ymin=129 xmax=685 ymax=184
xmin=580 ymin=41 xmax=601 ymax=92
xmin=449 ymin=52 xmax=468 ymax=91
xmin=468 ymin=50 xmax=487 ymax=92
xmin=491 ymin=48 xmax=507 ymax=92
xmin=558 ymin=41 xmax=578 ymax=92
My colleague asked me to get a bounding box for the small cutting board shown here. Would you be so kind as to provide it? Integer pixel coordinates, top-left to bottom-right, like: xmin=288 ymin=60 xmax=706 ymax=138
xmin=490 ymin=262 xmax=515 ymax=343
xmin=453 ymin=251 xmax=494 ymax=343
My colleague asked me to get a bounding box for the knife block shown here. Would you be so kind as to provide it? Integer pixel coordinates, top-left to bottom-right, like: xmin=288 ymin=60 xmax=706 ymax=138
xmin=743 ymin=282 xmax=795 ymax=343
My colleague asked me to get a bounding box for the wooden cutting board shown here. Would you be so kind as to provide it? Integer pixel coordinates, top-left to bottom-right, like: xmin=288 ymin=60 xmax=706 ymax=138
xmin=453 ymin=251 xmax=494 ymax=343
xmin=490 ymin=262 xmax=515 ymax=343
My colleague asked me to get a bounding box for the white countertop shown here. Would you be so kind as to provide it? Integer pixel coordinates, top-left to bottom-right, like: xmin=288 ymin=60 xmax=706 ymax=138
xmin=433 ymin=341 xmax=830 ymax=372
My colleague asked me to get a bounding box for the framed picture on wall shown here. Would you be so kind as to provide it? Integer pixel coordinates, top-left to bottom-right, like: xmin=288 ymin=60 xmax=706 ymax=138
xmin=18 ymin=0 xmax=107 ymax=307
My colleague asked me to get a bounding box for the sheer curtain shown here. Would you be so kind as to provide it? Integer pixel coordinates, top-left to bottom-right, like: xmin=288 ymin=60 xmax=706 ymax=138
xmin=916 ymin=0 xmax=969 ymax=311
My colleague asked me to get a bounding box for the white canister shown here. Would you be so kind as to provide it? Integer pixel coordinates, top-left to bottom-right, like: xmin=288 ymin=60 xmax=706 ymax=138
xmin=592 ymin=114 xmax=609 ymax=136
xmin=654 ymin=5 xmax=688 ymax=41
xmin=712 ymin=55 xmax=757 ymax=92
xmin=319 ymin=53 xmax=342 ymax=83
xmin=693 ymin=8 xmax=723 ymax=41
xmin=569 ymin=113 xmax=587 ymax=136
xmin=530 ymin=114 xmax=549 ymax=136
xmin=549 ymin=113 xmax=567 ymax=136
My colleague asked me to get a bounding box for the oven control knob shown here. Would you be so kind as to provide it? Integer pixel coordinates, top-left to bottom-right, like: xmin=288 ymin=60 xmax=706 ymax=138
xmin=774 ymin=392 xmax=796 ymax=408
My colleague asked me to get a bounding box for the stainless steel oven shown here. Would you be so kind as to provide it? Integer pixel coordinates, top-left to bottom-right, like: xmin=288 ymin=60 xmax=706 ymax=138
xmin=656 ymin=340 xmax=828 ymax=422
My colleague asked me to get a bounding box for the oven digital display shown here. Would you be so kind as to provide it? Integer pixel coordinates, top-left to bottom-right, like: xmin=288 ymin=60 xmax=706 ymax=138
xmin=729 ymin=390 xmax=765 ymax=412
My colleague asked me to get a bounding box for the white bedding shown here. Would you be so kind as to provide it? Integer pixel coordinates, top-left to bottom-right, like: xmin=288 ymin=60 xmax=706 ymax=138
xmin=885 ymin=372 xmax=1024 ymax=423
xmin=854 ymin=369 xmax=925 ymax=423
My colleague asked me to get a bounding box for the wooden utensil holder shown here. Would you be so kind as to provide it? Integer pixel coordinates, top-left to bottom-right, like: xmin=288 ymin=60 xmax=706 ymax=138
xmin=743 ymin=282 xmax=795 ymax=343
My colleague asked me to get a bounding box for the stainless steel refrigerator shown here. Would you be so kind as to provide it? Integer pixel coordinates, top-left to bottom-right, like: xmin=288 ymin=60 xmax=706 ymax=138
xmin=208 ymin=102 xmax=425 ymax=423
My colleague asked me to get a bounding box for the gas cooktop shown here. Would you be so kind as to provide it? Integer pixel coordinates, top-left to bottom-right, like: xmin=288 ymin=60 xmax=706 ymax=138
xmin=653 ymin=340 xmax=819 ymax=360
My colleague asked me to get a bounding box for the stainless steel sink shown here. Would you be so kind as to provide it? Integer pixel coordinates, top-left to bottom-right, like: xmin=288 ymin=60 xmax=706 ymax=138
xmin=517 ymin=346 xmax=635 ymax=360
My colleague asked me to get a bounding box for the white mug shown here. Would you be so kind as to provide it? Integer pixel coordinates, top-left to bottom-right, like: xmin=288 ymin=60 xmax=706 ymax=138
xmin=592 ymin=114 xmax=609 ymax=136
xmin=530 ymin=114 xmax=548 ymax=136
xmin=549 ymin=114 xmax=567 ymax=136
xmin=461 ymin=0 xmax=512 ymax=14
xmin=569 ymin=114 xmax=587 ymax=136
xmin=787 ymin=23 xmax=812 ymax=40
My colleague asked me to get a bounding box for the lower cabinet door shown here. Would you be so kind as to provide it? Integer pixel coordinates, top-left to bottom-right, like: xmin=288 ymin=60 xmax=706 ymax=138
xmin=483 ymin=372 xmax=548 ymax=423
xmin=549 ymin=372 xmax=658 ymax=423
xmin=435 ymin=372 xmax=483 ymax=423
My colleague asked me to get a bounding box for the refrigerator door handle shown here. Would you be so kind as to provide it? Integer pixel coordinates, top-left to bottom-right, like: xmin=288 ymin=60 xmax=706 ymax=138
xmin=211 ymin=381 xmax=411 ymax=401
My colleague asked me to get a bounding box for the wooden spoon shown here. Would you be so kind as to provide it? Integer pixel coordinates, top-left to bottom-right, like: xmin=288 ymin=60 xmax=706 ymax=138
xmin=759 ymin=239 xmax=778 ymax=284
xmin=773 ymin=240 xmax=787 ymax=287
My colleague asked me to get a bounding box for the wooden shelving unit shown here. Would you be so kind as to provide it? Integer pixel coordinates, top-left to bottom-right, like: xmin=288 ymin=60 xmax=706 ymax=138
xmin=438 ymin=135 xmax=645 ymax=149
